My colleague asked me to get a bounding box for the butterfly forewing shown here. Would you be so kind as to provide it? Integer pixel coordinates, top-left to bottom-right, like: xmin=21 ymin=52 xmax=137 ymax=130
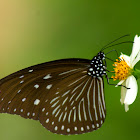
xmin=0 ymin=59 xmax=89 ymax=113
xmin=0 ymin=58 xmax=106 ymax=135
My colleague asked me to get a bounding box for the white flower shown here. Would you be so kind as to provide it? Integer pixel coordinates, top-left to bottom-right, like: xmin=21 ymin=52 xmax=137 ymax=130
xmin=112 ymin=35 xmax=140 ymax=112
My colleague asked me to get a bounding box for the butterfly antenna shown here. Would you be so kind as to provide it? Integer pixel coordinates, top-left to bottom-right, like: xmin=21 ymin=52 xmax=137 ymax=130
xmin=101 ymin=41 xmax=133 ymax=51
xmin=101 ymin=34 xmax=130 ymax=51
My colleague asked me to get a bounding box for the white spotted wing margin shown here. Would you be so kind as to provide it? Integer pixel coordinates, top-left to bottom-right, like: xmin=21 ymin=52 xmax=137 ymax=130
xmin=39 ymin=76 xmax=106 ymax=135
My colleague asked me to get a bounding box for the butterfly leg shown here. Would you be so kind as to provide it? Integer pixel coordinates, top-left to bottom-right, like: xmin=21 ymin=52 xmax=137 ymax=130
xmin=106 ymin=74 xmax=130 ymax=89
xmin=105 ymin=57 xmax=115 ymax=62
xmin=103 ymin=60 xmax=114 ymax=73
xmin=105 ymin=69 xmax=115 ymax=73
xmin=105 ymin=49 xmax=119 ymax=62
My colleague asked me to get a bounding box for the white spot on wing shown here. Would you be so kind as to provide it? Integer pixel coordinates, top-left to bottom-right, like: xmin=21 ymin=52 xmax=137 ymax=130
xmin=34 ymin=99 xmax=40 ymax=105
xmin=43 ymin=74 xmax=51 ymax=80
xmin=61 ymin=125 xmax=64 ymax=130
xmin=81 ymin=127 xmax=84 ymax=131
xmin=54 ymin=126 xmax=58 ymax=131
xmin=87 ymin=126 xmax=90 ymax=130
xmin=29 ymin=69 xmax=33 ymax=72
xmin=34 ymin=84 xmax=39 ymax=89
xmin=20 ymin=80 xmax=24 ymax=84
xmin=19 ymin=75 xmax=24 ymax=78
xmin=8 ymin=101 xmax=11 ymax=104
xmin=42 ymin=108 xmax=45 ymax=112
xmin=46 ymin=119 xmax=49 ymax=123
xmin=96 ymin=123 xmax=99 ymax=127
xmin=22 ymin=98 xmax=26 ymax=102
xmin=67 ymin=128 xmax=70 ymax=132
xmin=17 ymin=90 xmax=21 ymax=93
xmin=27 ymin=112 xmax=30 ymax=116
xmin=92 ymin=124 xmax=95 ymax=128
xmin=101 ymin=120 xmax=103 ymax=124
xmin=74 ymin=127 xmax=77 ymax=131
xmin=46 ymin=84 xmax=52 ymax=89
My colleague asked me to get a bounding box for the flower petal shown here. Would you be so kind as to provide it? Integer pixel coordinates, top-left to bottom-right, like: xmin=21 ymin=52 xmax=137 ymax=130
xmin=124 ymin=75 xmax=138 ymax=105
xmin=120 ymin=53 xmax=131 ymax=67
xmin=120 ymin=80 xmax=127 ymax=104
xmin=124 ymin=104 xmax=129 ymax=112
xmin=131 ymin=50 xmax=140 ymax=67
xmin=115 ymin=80 xmax=125 ymax=87
xmin=130 ymin=35 xmax=140 ymax=67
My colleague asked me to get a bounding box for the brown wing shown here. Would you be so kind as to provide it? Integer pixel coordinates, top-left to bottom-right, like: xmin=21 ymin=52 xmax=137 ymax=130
xmin=0 ymin=58 xmax=106 ymax=135
xmin=39 ymin=75 xmax=106 ymax=135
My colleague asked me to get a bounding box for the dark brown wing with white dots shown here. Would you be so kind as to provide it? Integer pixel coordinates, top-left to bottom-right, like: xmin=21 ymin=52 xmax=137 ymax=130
xmin=0 ymin=58 xmax=106 ymax=135
xmin=39 ymin=76 xmax=106 ymax=135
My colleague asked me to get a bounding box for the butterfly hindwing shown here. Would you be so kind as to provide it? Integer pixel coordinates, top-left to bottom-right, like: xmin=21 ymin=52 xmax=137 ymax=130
xmin=39 ymin=75 xmax=106 ymax=135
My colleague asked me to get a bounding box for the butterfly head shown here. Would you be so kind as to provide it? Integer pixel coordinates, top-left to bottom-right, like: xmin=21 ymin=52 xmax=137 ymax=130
xmin=97 ymin=51 xmax=105 ymax=60
xmin=88 ymin=51 xmax=106 ymax=77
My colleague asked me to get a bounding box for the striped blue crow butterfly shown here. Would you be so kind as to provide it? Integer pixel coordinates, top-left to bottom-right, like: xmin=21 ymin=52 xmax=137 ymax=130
xmin=0 ymin=35 xmax=132 ymax=135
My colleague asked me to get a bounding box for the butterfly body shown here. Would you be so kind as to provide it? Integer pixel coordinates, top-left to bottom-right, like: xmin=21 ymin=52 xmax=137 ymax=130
xmin=88 ymin=52 xmax=106 ymax=77
xmin=0 ymin=54 xmax=106 ymax=135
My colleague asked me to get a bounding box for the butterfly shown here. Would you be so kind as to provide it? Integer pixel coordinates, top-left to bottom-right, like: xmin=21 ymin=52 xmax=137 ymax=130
xmin=0 ymin=35 xmax=131 ymax=135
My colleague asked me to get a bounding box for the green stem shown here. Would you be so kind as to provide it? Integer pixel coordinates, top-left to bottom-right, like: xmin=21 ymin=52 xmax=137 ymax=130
xmin=133 ymin=68 xmax=140 ymax=80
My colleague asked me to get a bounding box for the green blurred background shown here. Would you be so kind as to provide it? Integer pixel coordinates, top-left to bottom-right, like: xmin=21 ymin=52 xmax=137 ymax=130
xmin=0 ymin=0 xmax=140 ymax=140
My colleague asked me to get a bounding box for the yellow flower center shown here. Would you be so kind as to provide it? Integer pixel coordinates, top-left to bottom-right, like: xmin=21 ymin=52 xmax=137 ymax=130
xmin=111 ymin=57 xmax=132 ymax=81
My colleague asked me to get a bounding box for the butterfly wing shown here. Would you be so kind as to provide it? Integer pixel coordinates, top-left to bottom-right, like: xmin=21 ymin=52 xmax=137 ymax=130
xmin=0 ymin=58 xmax=106 ymax=135
xmin=0 ymin=59 xmax=90 ymax=118
xmin=39 ymin=76 xmax=106 ymax=135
